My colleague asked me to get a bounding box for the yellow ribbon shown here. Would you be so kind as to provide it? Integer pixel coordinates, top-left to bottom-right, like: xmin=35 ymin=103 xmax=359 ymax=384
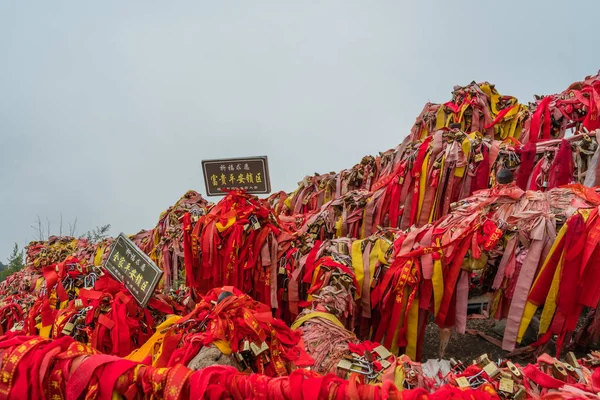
xmin=290 ymin=311 xmax=345 ymax=330
xmin=352 ymin=240 xmax=365 ymax=300
xmin=126 ymin=315 xmax=182 ymax=362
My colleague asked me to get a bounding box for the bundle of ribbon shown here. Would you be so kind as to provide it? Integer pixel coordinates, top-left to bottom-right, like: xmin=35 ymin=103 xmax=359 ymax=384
xmin=275 ymin=129 xmax=599 ymax=242
xmin=276 ymin=72 xmax=600 ymax=226
xmin=267 ymin=183 xmax=600 ymax=361
xmin=26 ymin=236 xmax=80 ymax=269
xmin=0 ymin=332 xmax=503 ymax=400
xmin=312 ymin=184 xmax=597 ymax=360
xmin=126 ymin=286 xmax=314 ymax=378
xmin=8 ymin=331 xmax=600 ymax=399
xmin=0 ymin=293 xmax=32 ymax=335
xmin=522 ymin=71 xmax=600 ymax=144
xmin=290 ymin=272 xmax=400 ymax=384
xmin=140 ymin=190 xmax=209 ymax=291
xmin=16 ymin=251 xmax=178 ymax=357
xmin=181 ymin=190 xmax=285 ymax=309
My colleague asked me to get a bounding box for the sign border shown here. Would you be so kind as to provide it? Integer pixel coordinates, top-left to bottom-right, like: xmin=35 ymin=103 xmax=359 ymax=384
xmin=201 ymin=155 xmax=271 ymax=196
xmin=104 ymin=232 xmax=163 ymax=308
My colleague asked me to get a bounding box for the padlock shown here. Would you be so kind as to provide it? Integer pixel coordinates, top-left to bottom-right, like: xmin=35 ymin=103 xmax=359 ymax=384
xmin=74 ymin=299 xmax=84 ymax=309
xmin=483 ymin=362 xmax=500 ymax=379
xmin=499 ymin=371 xmax=512 ymax=380
xmin=506 ymin=361 xmax=522 ymax=379
xmin=551 ymin=362 xmax=568 ymax=381
xmin=235 ymin=352 xmax=249 ymax=371
xmin=337 ymin=359 xmax=353 ymax=371
xmin=250 ymin=341 xmax=268 ymax=356
xmin=450 ymin=358 xmax=466 ymax=372
xmin=499 ymin=378 xmax=514 ymax=394
xmin=249 ymin=215 xmax=261 ymax=230
xmin=513 ymin=385 xmax=526 ymax=400
xmin=374 ymin=345 xmax=392 ymax=359
xmin=566 ymin=352 xmax=580 ymax=368
xmin=562 ymin=362 xmax=580 ymax=381
xmin=476 ymin=354 xmax=491 ymax=368
xmin=455 ymin=377 xmax=469 ymax=388
xmin=61 ymin=322 xmax=75 ymax=336
xmin=241 ymin=340 xmax=251 ymax=353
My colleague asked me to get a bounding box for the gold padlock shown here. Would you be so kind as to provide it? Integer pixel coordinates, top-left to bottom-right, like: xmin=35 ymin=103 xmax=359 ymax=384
xmin=551 ymin=362 xmax=568 ymax=381
xmin=241 ymin=340 xmax=251 ymax=353
xmin=499 ymin=378 xmax=514 ymax=393
xmin=374 ymin=345 xmax=392 ymax=359
xmin=563 ymin=362 xmax=580 ymax=380
xmin=566 ymin=352 xmax=579 ymax=368
xmin=455 ymin=377 xmax=469 ymax=388
xmin=476 ymin=354 xmax=491 ymax=368
xmin=61 ymin=322 xmax=75 ymax=336
xmin=513 ymin=385 xmax=526 ymax=400
xmin=483 ymin=362 xmax=500 ymax=378
xmin=506 ymin=361 xmax=522 ymax=378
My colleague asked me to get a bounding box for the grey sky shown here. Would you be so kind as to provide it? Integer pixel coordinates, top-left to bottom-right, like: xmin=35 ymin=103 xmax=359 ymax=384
xmin=1 ymin=1 xmax=599 ymax=258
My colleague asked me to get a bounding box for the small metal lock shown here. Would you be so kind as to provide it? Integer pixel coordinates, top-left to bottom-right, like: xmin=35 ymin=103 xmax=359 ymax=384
xmin=61 ymin=322 xmax=75 ymax=336
xmin=551 ymin=362 xmax=568 ymax=381
xmin=455 ymin=377 xmax=469 ymax=388
xmin=499 ymin=378 xmax=514 ymax=393
xmin=506 ymin=361 xmax=522 ymax=378
xmin=249 ymin=215 xmax=261 ymax=230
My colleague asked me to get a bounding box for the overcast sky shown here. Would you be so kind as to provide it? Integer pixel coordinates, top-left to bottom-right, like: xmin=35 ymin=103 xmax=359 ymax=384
xmin=1 ymin=1 xmax=599 ymax=258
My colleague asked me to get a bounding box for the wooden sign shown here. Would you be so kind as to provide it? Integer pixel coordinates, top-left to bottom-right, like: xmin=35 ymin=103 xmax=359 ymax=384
xmin=104 ymin=233 xmax=163 ymax=307
xmin=202 ymin=156 xmax=271 ymax=196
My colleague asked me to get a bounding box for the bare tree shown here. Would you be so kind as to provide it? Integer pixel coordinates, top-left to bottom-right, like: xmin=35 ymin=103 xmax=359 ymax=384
xmin=46 ymin=217 xmax=51 ymax=239
xmin=69 ymin=217 xmax=78 ymax=236
xmin=30 ymin=216 xmax=43 ymax=241
xmin=59 ymin=213 xmax=63 ymax=236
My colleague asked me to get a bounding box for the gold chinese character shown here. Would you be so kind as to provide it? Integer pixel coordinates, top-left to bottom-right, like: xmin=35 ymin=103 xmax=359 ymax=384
xmin=112 ymin=253 xmax=120 ymax=263
xmin=135 ymin=273 xmax=143 ymax=286
xmin=124 ymin=263 xmax=131 ymax=273
xmin=220 ymin=174 xmax=227 ymax=185
xmin=141 ymin=281 xmax=148 ymax=291
xmin=229 ymin=174 xmax=235 ymax=184
xmin=246 ymin=173 xmax=253 ymax=183
xmin=211 ymin=174 xmax=219 ymax=186
xmin=129 ymin=269 xmax=137 ymax=281
xmin=118 ymin=257 xmax=125 ymax=269
xmin=256 ymin=173 xmax=262 ymax=183
xmin=237 ymin=173 xmax=246 ymax=184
